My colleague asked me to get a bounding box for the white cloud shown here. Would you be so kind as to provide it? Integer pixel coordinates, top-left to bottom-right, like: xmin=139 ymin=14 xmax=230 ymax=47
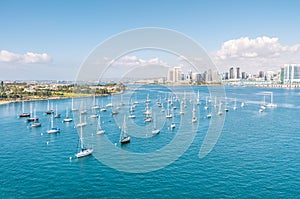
xmin=213 ymin=36 xmax=300 ymax=72
xmin=215 ymin=36 xmax=300 ymax=60
xmin=0 ymin=50 xmax=52 ymax=63
xmin=109 ymin=55 xmax=169 ymax=67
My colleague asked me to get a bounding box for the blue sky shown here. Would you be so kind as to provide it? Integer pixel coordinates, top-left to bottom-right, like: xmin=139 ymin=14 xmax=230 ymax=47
xmin=1 ymin=0 xmax=300 ymax=80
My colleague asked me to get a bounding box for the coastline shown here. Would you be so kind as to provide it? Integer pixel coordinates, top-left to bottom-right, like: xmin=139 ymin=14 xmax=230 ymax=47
xmin=0 ymin=92 xmax=123 ymax=106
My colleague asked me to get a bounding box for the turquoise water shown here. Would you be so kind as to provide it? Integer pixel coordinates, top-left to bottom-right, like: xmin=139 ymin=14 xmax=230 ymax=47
xmin=1 ymin=86 xmax=299 ymax=198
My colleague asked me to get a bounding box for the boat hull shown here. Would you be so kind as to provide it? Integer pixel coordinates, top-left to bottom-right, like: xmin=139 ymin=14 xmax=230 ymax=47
xmin=75 ymin=148 xmax=93 ymax=158
xmin=120 ymin=136 xmax=130 ymax=144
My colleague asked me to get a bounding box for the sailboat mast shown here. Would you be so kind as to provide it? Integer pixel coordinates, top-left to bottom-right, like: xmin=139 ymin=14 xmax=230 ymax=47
xmin=271 ymin=92 xmax=273 ymax=104
xmin=80 ymin=125 xmax=84 ymax=149
xmin=22 ymin=101 xmax=25 ymax=113
xmin=123 ymin=115 xmax=126 ymax=136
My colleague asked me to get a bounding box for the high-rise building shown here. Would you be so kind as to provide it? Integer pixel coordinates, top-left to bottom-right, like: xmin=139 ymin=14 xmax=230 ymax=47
xmin=168 ymin=70 xmax=174 ymax=82
xmin=225 ymin=72 xmax=229 ymax=80
xmin=168 ymin=66 xmax=183 ymax=83
xmin=241 ymin=72 xmax=246 ymax=79
xmin=280 ymin=67 xmax=284 ymax=84
xmin=258 ymin=71 xmax=264 ymax=78
xmin=236 ymin=67 xmax=240 ymax=79
xmin=174 ymin=67 xmax=182 ymax=82
xmin=229 ymin=67 xmax=234 ymax=79
xmin=206 ymin=69 xmax=212 ymax=82
xmin=283 ymin=64 xmax=300 ymax=83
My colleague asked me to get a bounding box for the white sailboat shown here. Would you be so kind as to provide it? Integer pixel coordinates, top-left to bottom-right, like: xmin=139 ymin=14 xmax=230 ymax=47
xmin=152 ymin=114 xmax=160 ymax=135
xmin=192 ymin=103 xmax=197 ymax=123
xmin=54 ymin=104 xmax=61 ymax=118
xmin=179 ymin=100 xmax=184 ymax=115
xmin=170 ymin=117 xmax=176 ymax=129
xmin=165 ymin=103 xmax=173 ymax=118
xmin=196 ymin=90 xmax=200 ymax=105
xmin=260 ymin=95 xmax=266 ymax=111
xmin=183 ymin=91 xmax=187 ymax=108
xmin=145 ymin=93 xmax=151 ymax=103
xmin=100 ymin=99 xmax=107 ymax=112
xmin=91 ymin=95 xmax=100 ymax=109
xmin=27 ymin=103 xmax=38 ymax=121
xmin=144 ymin=104 xmax=152 ymax=122
xmin=19 ymin=100 xmax=30 ymax=117
xmin=218 ymin=102 xmax=223 ymax=115
xmin=204 ymin=96 xmax=209 ymax=110
xmin=31 ymin=107 xmax=41 ymax=127
xmin=71 ymin=98 xmax=78 ymax=111
xmin=96 ymin=115 xmax=105 ymax=135
xmin=241 ymin=102 xmax=245 ymax=108
xmin=120 ymin=115 xmax=130 ymax=144
xmin=233 ymin=98 xmax=237 ymax=110
xmin=206 ymin=109 xmax=212 ymax=118
xmin=47 ymin=115 xmax=60 ymax=134
xmin=266 ymin=92 xmax=277 ymax=108
xmin=90 ymin=105 xmax=99 ymax=118
xmin=75 ymin=125 xmax=93 ymax=158
xmin=45 ymin=100 xmax=53 ymax=114
xmin=76 ymin=113 xmax=87 ymax=127
xmin=63 ymin=106 xmax=73 ymax=122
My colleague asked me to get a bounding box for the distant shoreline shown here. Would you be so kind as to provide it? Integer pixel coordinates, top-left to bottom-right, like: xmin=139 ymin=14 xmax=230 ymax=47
xmin=0 ymin=92 xmax=123 ymax=106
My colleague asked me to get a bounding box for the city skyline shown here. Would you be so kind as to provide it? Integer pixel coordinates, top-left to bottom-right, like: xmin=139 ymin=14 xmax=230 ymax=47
xmin=1 ymin=0 xmax=300 ymax=80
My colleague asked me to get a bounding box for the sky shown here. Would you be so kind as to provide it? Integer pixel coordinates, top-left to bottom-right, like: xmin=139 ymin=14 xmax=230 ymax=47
xmin=1 ymin=0 xmax=300 ymax=80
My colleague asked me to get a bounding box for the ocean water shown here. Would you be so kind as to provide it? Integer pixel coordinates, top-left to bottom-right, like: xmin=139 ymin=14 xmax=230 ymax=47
xmin=0 ymin=85 xmax=299 ymax=198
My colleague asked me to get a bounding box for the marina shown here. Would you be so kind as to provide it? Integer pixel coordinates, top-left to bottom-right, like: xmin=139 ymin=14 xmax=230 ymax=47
xmin=1 ymin=85 xmax=299 ymax=198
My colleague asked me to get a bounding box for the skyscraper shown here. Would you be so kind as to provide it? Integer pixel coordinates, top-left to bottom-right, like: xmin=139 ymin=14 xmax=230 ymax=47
xmin=229 ymin=67 xmax=234 ymax=79
xmin=236 ymin=67 xmax=240 ymax=79
xmin=283 ymin=64 xmax=300 ymax=83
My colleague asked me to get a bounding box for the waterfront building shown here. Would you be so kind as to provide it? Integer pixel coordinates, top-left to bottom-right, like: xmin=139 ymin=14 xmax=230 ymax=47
xmin=283 ymin=64 xmax=300 ymax=84
xmin=229 ymin=67 xmax=234 ymax=79
xmin=236 ymin=67 xmax=240 ymax=79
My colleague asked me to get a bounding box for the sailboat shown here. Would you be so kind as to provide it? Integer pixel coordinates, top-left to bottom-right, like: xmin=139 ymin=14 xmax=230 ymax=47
xmin=45 ymin=100 xmax=53 ymax=114
xmin=63 ymin=106 xmax=73 ymax=122
xmin=152 ymin=114 xmax=160 ymax=135
xmin=75 ymin=125 xmax=93 ymax=158
xmin=233 ymin=98 xmax=237 ymax=110
xmin=91 ymin=95 xmax=100 ymax=109
xmin=260 ymin=95 xmax=267 ymax=111
xmin=100 ymin=99 xmax=107 ymax=112
xmin=128 ymin=104 xmax=136 ymax=119
xmin=218 ymin=102 xmax=223 ymax=115
xmin=145 ymin=93 xmax=151 ymax=103
xmin=76 ymin=113 xmax=87 ymax=127
xmin=204 ymin=96 xmax=209 ymax=110
xmin=241 ymin=102 xmax=245 ymax=108
xmin=71 ymin=98 xmax=78 ymax=111
xmin=196 ymin=90 xmax=200 ymax=105
xmin=31 ymin=107 xmax=41 ymax=127
xmin=266 ymin=92 xmax=277 ymax=108
xmin=120 ymin=115 xmax=130 ymax=144
xmin=27 ymin=103 xmax=38 ymax=121
xmin=161 ymin=102 xmax=165 ymax=112
xmin=96 ymin=115 xmax=105 ymax=135
xmin=192 ymin=103 xmax=197 ymax=123
xmin=144 ymin=104 xmax=151 ymax=115
xmin=54 ymin=104 xmax=61 ymax=118
xmin=179 ymin=100 xmax=184 ymax=115
xmin=31 ymin=120 xmax=41 ymax=127
xmin=90 ymin=105 xmax=99 ymax=118
xmin=47 ymin=115 xmax=60 ymax=134
xmin=183 ymin=91 xmax=187 ymax=108
xmin=206 ymin=108 xmax=212 ymax=118
xmin=165 ymin=103 xmax=173 ymax=118
xmin=19 ymin=101 xmax=30 ymax=117
xmin=170 ymin=117 xmax=176 ymax=129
